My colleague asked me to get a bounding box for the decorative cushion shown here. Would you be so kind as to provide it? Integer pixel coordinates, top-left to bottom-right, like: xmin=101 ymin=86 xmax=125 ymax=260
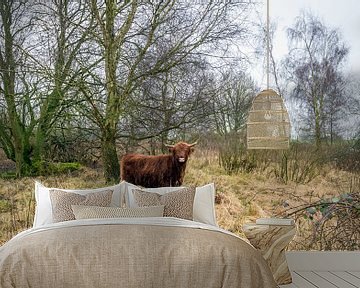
xmin=33 ymin=181 xmax=126 ymax=227
xmin=193 ymin=183 xmax=217 ymax=226
xmin=133 ymin=187 xmax=196 ymax=220
xmin=72 ymin=205 xmax=164 ymax=219
xmin=124 ymin=182 xmax=217 ymax=226
xmin=49 ymin=189 xmax=113 ymax=222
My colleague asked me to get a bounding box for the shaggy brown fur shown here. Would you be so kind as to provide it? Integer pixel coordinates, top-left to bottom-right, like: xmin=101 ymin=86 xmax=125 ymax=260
xmin=120 ymin=142 xmax=196 ymax=187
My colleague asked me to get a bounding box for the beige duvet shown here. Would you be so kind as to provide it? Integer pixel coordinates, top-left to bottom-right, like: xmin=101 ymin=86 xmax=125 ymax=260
xmin=0 ymin=218 xmax=276 ymax=288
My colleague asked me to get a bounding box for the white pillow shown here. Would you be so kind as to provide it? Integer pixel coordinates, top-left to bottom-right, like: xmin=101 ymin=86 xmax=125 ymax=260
xmin=33 ymin=181 xmax=125 ymax=227
xmin=124 ymin=182 xmax=217 ymax=226
xmin=72 ymin=205 xmax=164 ymax=219
xmin=193 ymin=183 xmax=217 ymax=226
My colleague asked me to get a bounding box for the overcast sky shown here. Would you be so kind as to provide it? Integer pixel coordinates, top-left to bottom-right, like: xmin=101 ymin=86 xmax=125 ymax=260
xmin=255 ymin=0 xmax=360 ymax=86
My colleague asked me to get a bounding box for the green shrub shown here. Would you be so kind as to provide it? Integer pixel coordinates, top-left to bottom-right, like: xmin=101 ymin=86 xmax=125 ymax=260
xmin=33 ymin=161 xmax=82 ymax=176
xmin=0 ymin=172 xmax=17 ymax=179
xmin=54 ymin=162 xmax=82 ymax=173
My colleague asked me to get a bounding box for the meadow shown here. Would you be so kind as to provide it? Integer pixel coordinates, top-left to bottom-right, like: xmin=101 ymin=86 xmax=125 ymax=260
xmin=0 ymin=142 xmax=359 ymax=250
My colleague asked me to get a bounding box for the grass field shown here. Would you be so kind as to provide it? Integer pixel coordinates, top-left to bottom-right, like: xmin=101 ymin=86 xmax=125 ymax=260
xmin=0 ymin=145 xmax=358 ymax=250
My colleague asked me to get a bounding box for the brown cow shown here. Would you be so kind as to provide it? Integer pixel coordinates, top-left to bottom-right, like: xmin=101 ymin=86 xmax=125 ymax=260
xmin=120 ymin=141 xmax=197 ymax=187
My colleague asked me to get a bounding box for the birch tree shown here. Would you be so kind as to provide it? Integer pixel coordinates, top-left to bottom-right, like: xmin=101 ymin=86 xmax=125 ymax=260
xmin=284 ymin=11 xmax=348 ymax=147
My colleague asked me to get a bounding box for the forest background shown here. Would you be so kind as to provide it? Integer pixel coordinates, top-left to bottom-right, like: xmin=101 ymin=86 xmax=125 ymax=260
xmin=0 ymin=0 xmax=359 ymax=249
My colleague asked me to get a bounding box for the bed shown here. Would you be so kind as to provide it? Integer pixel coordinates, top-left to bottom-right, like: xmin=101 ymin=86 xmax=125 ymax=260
xmin=0 ymin=181 xmax=276 ymax=288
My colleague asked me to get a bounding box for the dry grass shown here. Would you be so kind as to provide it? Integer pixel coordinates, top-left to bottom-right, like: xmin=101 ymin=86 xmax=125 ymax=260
xmin=185 ymin=148 xmax=358 ymax=249
xmin=0 ymin=147 xmax=358 ymax=249
xmin=0 ymin=167 xmax=106 ymax=245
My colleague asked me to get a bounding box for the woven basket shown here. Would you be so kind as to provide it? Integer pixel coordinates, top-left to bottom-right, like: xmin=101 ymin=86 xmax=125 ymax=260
xmin=247 ymin=89 xmax=290 ymax=149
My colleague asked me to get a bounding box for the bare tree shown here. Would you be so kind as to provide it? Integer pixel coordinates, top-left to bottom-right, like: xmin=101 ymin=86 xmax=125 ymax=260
xmin=0 ymin=0 xmax=254 ymax=180
xmin=324 ymin=73 xmax=347 ymax=143
xmin=32 ymin=0 xmax=92 ymax=161
xmin=211 ymin=70 xmax=256 ymax=137
xmin=83 ymin=0 xmax=253 ymax=182
xmin=344 ymin=72 xmax=360 ymax=138
xmin=0 ymin=0 xmax=92 ymax=176
xmin=284 ymin=11 xmax=348 ymax=148
xmin=121 ymin=59 xmax=212 ymax=152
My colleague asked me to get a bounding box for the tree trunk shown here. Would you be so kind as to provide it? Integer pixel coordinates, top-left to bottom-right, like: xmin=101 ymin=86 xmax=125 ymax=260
xmin=13 ymin=133 xmax=33 ymax=177
xmin=34 ymin=89 xmax=63 ymax=162
xmin=314 ymin=112 xmax=322 ymax=149
xmin=313 ymin=93 xmax=322 ymax=149
xmin=0 ymin=0 xmax=33 ymax=176
xmin=13 ymin=126 xmax=25 ymax=177
xmin=101 ymin=128 xmax=120 ymax=183
xmin=330 ymin=115 xmax=333 ymax=145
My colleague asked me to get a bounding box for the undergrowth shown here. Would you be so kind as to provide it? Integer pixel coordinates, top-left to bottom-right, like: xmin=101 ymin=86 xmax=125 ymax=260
xmin=0 ymin=142 xmax=358 ymax=250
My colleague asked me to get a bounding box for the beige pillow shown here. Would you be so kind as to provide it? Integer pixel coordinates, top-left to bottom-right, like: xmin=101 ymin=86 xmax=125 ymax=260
xmin=133 ymin=187 xmax=196 ymax=220
xmin=49 ymin=189 xmax=113 ymax=222
xmin=72 ymin=205 xmax=164 ymax=219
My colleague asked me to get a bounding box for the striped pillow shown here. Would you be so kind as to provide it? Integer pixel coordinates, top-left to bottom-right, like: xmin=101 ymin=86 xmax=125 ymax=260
xmin=72 ymin=205 xmax=164 ymax=219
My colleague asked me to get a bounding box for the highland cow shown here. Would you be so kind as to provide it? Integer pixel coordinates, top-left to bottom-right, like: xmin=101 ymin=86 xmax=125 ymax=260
xmin=120 ymin=141 xmax=197 ymax=187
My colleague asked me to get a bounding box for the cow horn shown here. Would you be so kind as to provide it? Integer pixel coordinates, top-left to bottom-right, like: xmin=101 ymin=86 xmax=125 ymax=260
xmin=164 ymin=143 xmax=174 ymax=148
xmin=188 ymin=141 xmax=198 ymax=147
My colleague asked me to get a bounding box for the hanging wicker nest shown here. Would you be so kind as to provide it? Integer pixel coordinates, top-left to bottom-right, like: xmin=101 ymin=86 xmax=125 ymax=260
xmin=247 ymin=89 xmax=290 ymax=149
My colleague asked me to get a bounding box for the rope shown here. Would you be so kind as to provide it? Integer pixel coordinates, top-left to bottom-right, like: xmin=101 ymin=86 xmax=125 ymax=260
xmin=266 ymin=0 xmax=270 ymax=90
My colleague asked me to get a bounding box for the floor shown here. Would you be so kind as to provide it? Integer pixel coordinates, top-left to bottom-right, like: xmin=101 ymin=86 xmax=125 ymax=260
xmin=279 ymin=251 xmax=360 ymax=288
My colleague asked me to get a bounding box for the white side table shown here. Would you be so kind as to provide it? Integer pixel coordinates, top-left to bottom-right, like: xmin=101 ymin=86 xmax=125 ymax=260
xmin=243 ymin=218 xmax=296 ymax=285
